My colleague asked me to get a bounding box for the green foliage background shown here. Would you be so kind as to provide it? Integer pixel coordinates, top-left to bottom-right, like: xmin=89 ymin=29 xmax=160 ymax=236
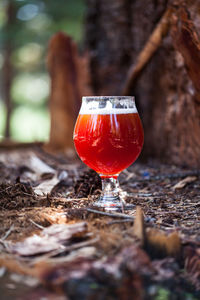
xmin=0 ymin=0 xmax=86 ymax=141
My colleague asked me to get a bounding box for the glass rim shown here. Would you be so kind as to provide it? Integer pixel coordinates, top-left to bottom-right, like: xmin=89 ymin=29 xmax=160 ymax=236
xmin=82 ymin=96 xmax=135 ymax=101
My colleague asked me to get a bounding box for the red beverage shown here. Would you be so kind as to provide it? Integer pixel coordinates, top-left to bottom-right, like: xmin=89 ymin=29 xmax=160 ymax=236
xmin=73 ymin=112 xmax=144 ymax=175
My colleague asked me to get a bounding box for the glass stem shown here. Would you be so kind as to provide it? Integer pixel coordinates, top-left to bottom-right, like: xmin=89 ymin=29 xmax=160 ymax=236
xmin=100 ymin=175 xmax=120 ymax=201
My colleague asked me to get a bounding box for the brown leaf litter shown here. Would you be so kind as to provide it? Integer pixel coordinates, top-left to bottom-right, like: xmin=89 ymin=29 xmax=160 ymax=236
xmin=0 ymin=148 xmax=200 ymax=298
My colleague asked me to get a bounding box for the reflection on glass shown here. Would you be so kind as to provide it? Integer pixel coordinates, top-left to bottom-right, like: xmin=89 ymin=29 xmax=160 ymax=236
xmin=73 ymin=96 xmax=144 ymax=211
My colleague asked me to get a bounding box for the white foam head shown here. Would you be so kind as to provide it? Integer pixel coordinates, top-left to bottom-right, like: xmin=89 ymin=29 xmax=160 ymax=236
xmin=79 ymin=97 xmax=138 ymax=115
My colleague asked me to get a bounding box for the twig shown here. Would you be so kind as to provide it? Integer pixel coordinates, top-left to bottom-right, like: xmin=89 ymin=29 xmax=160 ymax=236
xmin=122 ymin=8 xmax=172 ymax=95
xmin=1 ymin=224 xmax=14 ymax=241
xmin=107 ymin=219 xmax=134 ymax=225
xmin=29 ymin=219 xmax=44 ymax=229
xmin=29 ymin=237 xmax=99 ymax=265
xmin=53 ymin=197 xmax=89 ymax=202
xmin=86 ymin=208 xmax=134 ymax=220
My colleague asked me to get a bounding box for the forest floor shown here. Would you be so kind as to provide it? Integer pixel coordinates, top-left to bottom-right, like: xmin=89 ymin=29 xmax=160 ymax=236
xmin=0 ymin=145 xmax=200 ymax=300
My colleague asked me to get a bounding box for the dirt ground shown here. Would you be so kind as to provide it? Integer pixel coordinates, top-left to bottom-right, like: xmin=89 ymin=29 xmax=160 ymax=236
xmin=0 ymin=146 xmax=200 ymax=299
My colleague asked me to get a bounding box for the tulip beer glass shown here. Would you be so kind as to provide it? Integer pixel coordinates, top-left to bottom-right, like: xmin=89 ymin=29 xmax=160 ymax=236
xmin=73 ymin=96 xmax=144 ymax=210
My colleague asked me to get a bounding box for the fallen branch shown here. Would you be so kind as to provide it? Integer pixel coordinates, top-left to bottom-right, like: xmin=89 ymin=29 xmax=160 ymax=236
xmin=28 ymin=237 xmax=99 ymax=265
xmin=122 ymin=8 xmax=172 ymax=95
xmin=86 ymin=208 xmax=134 ymax=220
xmin=107 ymin=219 xmax=134 ymax=225
xmin=29 ymin=219 xmax=45 ymax=230
xmin=1 ymin=224 xmax=14 ymax=241
xmin=5 ymin=222 xmax=88 ymax=256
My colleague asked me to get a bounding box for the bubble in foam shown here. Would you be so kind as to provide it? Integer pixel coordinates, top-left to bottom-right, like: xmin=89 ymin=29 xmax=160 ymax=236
xmin=79 ymin=99 xmax=138 ymax=115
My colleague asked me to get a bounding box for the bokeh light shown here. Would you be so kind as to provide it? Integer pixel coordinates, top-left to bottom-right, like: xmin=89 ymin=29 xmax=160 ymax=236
xmin=11 ymin=73 xmax=49 ymax=105
xmin=0 ymin=0 xmax=86 ymax=142
xmin=11 ymin=106 xmax=50 ymax=142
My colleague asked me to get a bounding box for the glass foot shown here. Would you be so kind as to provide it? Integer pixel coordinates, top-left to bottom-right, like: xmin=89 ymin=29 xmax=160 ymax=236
xmin=92 ymin=175 xmax=135 ymax=211
xmin=92 ymin=196 xmax=135 ymax=211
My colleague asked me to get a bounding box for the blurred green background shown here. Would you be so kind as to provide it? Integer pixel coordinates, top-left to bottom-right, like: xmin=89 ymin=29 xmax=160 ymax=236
xmin=0 ymin=0 xmax=86 ymax=142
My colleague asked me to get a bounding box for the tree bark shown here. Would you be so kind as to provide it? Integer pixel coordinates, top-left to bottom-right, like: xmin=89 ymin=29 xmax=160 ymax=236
xmin=46 ymin=32 xmax=92 ymax=155
xmin=85 ymin=0 xmax=200 ymax=167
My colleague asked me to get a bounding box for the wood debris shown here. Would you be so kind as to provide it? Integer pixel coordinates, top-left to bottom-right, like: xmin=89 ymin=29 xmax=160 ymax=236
xmin=145 ymin=229 xmax=181 ymax=259
xmin=39 ymin=210 xmax=68 ymax=225
xmin=122 ymin=8 xmax=172 ymax=95
xmin=46 ymin=32 xmax=92 ymax=154
xmin=133 ymin=206 xmax=145 ymax=245
xmin=39 ymin=245 xmax=152 ymax=300
xmin=171 ymin=3 xmax=200 ymax=96
xmin=33 ymin=176 xmax=60 ymax=196
xmin=172 ymin=176 xmax=197 ymax=190
xmin=30 ymin=154 xmax=56 ymax=175
xmin=4 ymin=222 xmax=88 ymax=256
xmin=133 ymin=206 xmax=181 ymax=259
xmin=0 ymin=148 xmax=200 ymax=298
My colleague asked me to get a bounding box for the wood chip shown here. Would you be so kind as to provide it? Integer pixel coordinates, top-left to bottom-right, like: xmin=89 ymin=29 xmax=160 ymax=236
xmin=145 ymin=228 xmax=181 ymax=259
xmin=132 ymin=207 xmax=181 ymax=258
xmin=33 ymin=176 xmax=60 ymax=195
xmin=172 ymin=176 xmax=197 ymax=190
xmin=133 ymin=206 xmax=145 ymax=245
xmin=30 ymin=155 xmax=55 ymax=175
xmin=5 ymin=222 xmax=88 ymax=256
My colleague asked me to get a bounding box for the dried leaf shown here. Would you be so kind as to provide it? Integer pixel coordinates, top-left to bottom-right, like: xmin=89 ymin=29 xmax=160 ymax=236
xmin=33 ymin=176 xmax=60 ymax=195
xmin=6 ymin=222 xmax=88 ymax=256
xmin=172 ymin=176 xmax=197 ymax=190
xmin=30 ymin=155 xmax=55 ymax=175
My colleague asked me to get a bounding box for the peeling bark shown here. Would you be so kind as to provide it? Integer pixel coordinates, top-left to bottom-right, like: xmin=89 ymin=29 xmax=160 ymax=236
xmin=46 ymin=32 xmax=92 ymax=154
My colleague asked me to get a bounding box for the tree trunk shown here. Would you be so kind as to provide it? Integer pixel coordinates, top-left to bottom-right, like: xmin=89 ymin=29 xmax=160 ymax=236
xmin=3 ymin=1 xmax=14 ymax=139
xmin=85 ymin=0 xmax=200 ymax=167
xmin=46 ymin=32 xmax=92 ymax=155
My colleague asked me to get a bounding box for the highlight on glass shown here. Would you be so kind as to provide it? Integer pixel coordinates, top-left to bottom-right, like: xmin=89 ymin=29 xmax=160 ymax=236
xmin=73 ymin=96 xmax=144 ymax=210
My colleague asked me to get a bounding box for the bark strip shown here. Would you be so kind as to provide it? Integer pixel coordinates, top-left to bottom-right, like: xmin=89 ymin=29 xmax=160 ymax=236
xmin=171 ymin=4 xmax=200 ymax=98
xmin=122 ymin=8 xmax=172 ymax=95
xmin=46 ymin=32 xmax=92 ymax=154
